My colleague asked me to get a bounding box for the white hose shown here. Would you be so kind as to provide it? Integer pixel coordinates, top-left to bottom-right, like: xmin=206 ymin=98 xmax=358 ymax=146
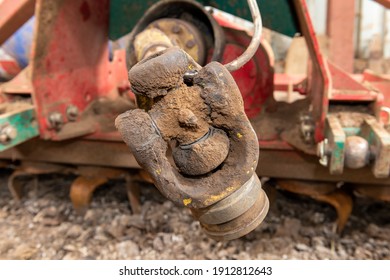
xmin=224 ymin=0 xmax=263 ymax=72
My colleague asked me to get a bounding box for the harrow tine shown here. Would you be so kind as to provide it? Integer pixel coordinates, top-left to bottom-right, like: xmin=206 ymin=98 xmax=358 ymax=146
xmin=353 ymin=184 xmax=390 ymax=202
xmin=8 ymin=169 xmax=28 ymax=202
xmin=125 ymin=174 xmax=141 ymax=214
xmin=70 ymin=176 xmax=108 ymax=215
xmin=276 ymin=179 xmax=353 ymax=233
xmin=313 ymin=190 xmax=353 ymax=234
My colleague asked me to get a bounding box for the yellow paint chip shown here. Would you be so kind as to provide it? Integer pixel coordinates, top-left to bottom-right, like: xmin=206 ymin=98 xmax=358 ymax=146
xmin=183 ymin=198 xmax=192 ymax=206
xmin=155 ymin=169 xmax=161 ymax=175
xmin=226 ymin=186 xmax=235 ymax=192
xmin=237 ymin=133 xmax=243 ymax=138
xmin=204 ymin=186 xmax=238 ymax=205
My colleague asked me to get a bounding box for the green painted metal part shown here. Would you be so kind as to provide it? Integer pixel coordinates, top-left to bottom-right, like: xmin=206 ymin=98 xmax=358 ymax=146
xmin=0 ymin=106 xmax=38 ymax=152
xmin=325 ymin=117 xmax=390 ymax=178
xmin=325 ymin=115 xmax=345 ymax=175
xmin=109 ymin=0 xmax=300 ymax=40
xmin=360 ymin=118 xmax=390 ymax=178
xmin=343 ymin=127 xmax=361 ymax=137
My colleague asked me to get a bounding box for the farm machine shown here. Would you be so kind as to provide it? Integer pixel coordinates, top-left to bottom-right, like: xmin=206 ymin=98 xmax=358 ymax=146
xmin=0 ymin=0 xmax=389 ymax=240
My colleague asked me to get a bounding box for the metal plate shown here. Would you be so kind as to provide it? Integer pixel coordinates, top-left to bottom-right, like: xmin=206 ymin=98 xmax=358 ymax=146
xmin=194 ymin=174 xmax=262 ymax=225
xmin=201 ymin=187 xmax=269 ymax=241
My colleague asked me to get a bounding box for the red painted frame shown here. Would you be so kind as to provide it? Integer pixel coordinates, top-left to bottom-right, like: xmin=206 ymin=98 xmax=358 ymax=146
xmin=293 ymin=0 xmax=330 ymax=142
xmin=2 ymin=0 xmax=388 ymax=155
xmin=31 ymin=0 xmax=129 ymax=140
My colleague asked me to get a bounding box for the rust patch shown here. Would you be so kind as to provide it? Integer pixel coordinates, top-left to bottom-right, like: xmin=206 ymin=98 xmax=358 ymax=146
xmin=150 ymin=85 xmax=210 ymax=145
xmin=79 ymin=1 xmax=91 ymax=22
xmin=251 ymin=98 xmax=317 ymax=155
xmin=328 ymin=105 xmax=374 ymax=127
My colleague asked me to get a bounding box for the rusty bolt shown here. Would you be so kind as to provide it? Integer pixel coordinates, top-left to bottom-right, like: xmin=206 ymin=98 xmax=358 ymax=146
xmin=66 ymin=105 xmax=79 ymax=122
xmin=183 ymin=70 xmax=198 ymax=85
xmin=48 ymin=112 xmax=63 ymax=130
xmin=171 ymin=25 xmax=181 ymax=34
xmin=300 ymin=114 xmax=315 ymax=143
xmin=0 ymin=125 xmax=17 ymax=144
xmin=185 ymin=40 xmax=195 ymax=49
xmin=317 ymin=138 xmax=329 ymax=166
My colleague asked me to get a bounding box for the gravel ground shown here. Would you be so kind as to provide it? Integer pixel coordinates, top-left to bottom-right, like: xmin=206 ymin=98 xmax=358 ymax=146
xmin=0 ymin=169 xmax=389 ymax=260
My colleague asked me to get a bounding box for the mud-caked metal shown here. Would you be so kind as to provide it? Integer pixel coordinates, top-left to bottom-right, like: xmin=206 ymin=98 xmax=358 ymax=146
xmin=116 ymin=47 xmax=268 ymax=240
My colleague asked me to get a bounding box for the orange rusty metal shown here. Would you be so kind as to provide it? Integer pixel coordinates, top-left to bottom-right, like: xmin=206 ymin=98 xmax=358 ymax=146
xmin=70 ymin=166 xmax=141 ymax=214
xmin=8 ymin=169 xmax=29 ymax=202
xmin=314 ymin=190 xmax=353 ymax=233
xmin=7 ymin=161 xmax=72 ymax=202
xmin=70 ymin=176 xmax=109 ymax=214
xmin=276 ymin=179 xmax=353 ymax=233
xmin=5 ymin=160 xmax=142 ymax=214
xmin=353 ymin=184 xmax=390 ymax=202
xmin=124 ymin=173 xmax=143 ymax=214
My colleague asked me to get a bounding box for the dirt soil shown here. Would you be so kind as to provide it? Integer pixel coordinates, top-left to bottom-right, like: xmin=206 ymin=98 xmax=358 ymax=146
xmin=0 ymin=170 xmax=389 ymax=260
xmin=251 ymin=99 xmax=317 ymax=155
xmin=150 ymin=85 xmax=211 ymax=145
xmin=328 ymin=105 xmax=374 ymax=128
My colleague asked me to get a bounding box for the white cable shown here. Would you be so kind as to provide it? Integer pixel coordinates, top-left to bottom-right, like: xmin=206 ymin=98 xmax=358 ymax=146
xmin=224 ymin=0 xmax=262 ymax=72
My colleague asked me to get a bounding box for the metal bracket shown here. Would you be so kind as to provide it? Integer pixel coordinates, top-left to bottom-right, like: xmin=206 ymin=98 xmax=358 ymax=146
xmin=0 ymin=104 xmax=38 ymax=152
xmin=360 ymin=118 xmax=390 ymax=178
xmin=325 ymin=115 xmax=346 ymax=175
xmin=320 ymin=115 xmax=390 ymax=178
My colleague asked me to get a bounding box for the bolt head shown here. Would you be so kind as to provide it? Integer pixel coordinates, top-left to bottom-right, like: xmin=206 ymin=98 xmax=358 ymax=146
xmin=317 ymin=138 xmax=329 ymax=166
xmin=48 ymin=112 xmax=63 ymax=130
xmin=66 ymin=105 xmax=79 ymax=121
xmin=319 ymin=156 xmax=328 ymax=166
xmin=171 ymin=25 xmax=181 ymax=34
xmin=0 ymin=125 xmax=17 ymax=144
xmin=185 ymin=40 xmax=195 ymax=49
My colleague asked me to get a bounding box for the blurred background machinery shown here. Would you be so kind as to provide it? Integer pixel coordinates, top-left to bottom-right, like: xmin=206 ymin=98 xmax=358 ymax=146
xmin=0 ymin=0 xmax=389 ymax=237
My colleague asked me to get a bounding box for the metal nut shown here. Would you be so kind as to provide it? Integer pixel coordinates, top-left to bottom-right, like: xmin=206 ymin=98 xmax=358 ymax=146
xmin=317 ymin=138 xmax=329 ymax=166
xmin=66 ymin=105 xmax=79 ymax=121
xmin=48 ymin=112 xmax=63 ymax=130
xmin=171 ymin=25 xmax=181 ymax=34
xmin=300 ymin=114 xmax=315 ymax=143
xmin=0 ymin=125 xmax=17 ymax=144
xmin=185 ymin=40 xmax=195 ymax=49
